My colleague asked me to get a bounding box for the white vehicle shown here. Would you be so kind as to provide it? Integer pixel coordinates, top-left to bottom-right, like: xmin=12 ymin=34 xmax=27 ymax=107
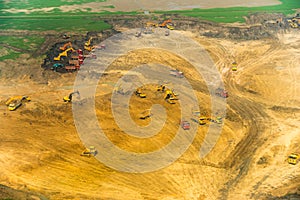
xmin=169 ymin=69 xmax=184 ymax=78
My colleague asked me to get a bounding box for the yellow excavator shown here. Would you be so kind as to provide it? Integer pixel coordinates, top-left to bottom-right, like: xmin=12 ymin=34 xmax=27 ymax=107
xmin=54 ymin=47 xmax=75 ymax=61
xmin=164 ymin=89 xmax=178 ymax=104
xmin=135 ymin=88 xmax=146 ymax=98
xmin=85 ymin=37 xmax=93 ymax=46
xmin=84 ymin=37 xmax=95 ymax=51
xmin=63 ymin=91 xmax=80 ymax=102
xmin=5 ymin=96 xmax=31 ymax=111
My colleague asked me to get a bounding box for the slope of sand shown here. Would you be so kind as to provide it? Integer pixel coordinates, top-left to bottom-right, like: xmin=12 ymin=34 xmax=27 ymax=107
xmin=0 ymin=30 xmax=299 ymax=199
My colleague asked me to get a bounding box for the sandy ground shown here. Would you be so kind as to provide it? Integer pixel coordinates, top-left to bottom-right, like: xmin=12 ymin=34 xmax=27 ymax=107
xmin=2 ymin=0 xmax=282 ymax=14
xmin=0 ymin=29 xmax=299 ymax=199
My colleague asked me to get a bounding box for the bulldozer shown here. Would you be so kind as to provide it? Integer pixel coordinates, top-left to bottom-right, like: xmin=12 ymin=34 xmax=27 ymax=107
xmin=135 ymin=88 xmax=146 ymax=98
xmin=288 ymin=153 xmax=299 ymax=165
xmin=63 ymin=90 xmax=80 ymax=102
xmin=139 ymin=109 xmax=152 ymax=120
xmin=54 ymin=47 xmax=75 ymax=61
xmin=59 ymin=42 xmax=72 ymax=51
xmin=6 ymin=96 xmax=31 ymax=111
xmin=81 ymin=146 xmax=97 ymax=157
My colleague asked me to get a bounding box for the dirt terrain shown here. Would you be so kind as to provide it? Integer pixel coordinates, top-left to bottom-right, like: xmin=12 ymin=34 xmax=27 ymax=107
xmin=0 ymin=19 xmax=300 ymax=200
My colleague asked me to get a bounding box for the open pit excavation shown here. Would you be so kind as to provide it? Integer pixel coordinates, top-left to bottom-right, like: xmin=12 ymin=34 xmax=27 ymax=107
xmin=0 ymin=4 xmax=299 ymax=199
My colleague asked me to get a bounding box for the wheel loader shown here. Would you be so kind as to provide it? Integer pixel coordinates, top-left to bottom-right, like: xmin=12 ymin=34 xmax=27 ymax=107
xmin=81 ymin=146 xmax=97 ymax=157
xmin=232 ymin=61 xmax=237 ymax=71
xmin=288 ymin=153 xmax=299 ymax=165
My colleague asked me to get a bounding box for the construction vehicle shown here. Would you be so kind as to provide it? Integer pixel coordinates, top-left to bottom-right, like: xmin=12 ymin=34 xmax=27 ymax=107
xmin=85 ymin=37 xmax=93 ymax=47
xmin=6 ymin=96 xmax=31 ymax=111
xmin=192 ymin=116 xmax=223 ymax=125
xmin=140 ymin=109 xmax=152 ymax=119
xmin=54 ymin=47 xmax=75 ymax=61
xmin=81 ymin=146 xmax=97 ymax=157
xmin=59 ymin=42 xmax=72 ymax=51
xmin=62 ymin=34 xmax=70 ymax=39
xmin=165 ymin=29 xmax=170 ymax=36
xmin=290 ymin=22 xmax=299 ymax=28
xmin=170 ymin=69 xmax=184 ymax=78
xmin=159 ymin=19 xmax=174 ymax=30
xmin=191 ymin=116 xmax=210 ymax=125
xmin=84 ymin=45 xmax=95 ymax=52
xmin=157 ymin=84 xmax=166 ymax=92
xmin=215 ymin=88 xmax=228 ymax=98
xmin=51 ymin=63 xmax=64 ymax=71
xmin=135 ymin=31 xmax=142 ymax=37
xmin=164 ymin=89 xmax=178 ymax=104
xmin=135 ymin=88 xmax=146 ymax=98
xmin=288 ymin=153 xmax=299 ymax=165
xmin=232 ymin=61 xmax=237 ymax=71
xmin=146 ymin=21 xmax=158 ymax=27
xmin=180 ymin=120 xmax=190 ymax=130
xmin=63 ymin=90 xmax=80 ymax=102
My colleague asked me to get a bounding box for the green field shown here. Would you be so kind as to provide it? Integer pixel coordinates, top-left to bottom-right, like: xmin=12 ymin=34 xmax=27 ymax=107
xmin=0 ymin=35 xmax=45 ymax=61
xmin=0 ymin=0 xmax=107 ymax=10
xmin=0 ymin=0 xmax=298 ymax=61
xmin=155 ymin=0 xmax=300 ymax=23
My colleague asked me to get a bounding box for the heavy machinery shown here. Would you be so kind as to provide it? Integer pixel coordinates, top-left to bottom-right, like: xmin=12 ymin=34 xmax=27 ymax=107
xmin=146 ymin=21 xmax=158 ymax=27
xmin=288 ymin=153 xmax=299 ymax=165
xmin=180 ymin=120 xmax=190 ymax=130
xmin=84 ymin=37 xmax=95 ymax=51
xmin=5 ymin=96 xmax=31 ymax=111
xmin=63 ymin=90 xmax=80 ymax=102
xmin=215 ymin=88 xmax=228 ymax=98
xmin=84 ymin=45 xmax=95 ymax=52
xmin=232 ymin=61 xmax=237 ymax=71
xmin=59 ymin=42 xmax=72 ymax=51
xmin=85 ymin=37 xmax=93 ymax=47
xmin=81 ymin=146 xmax=97 ymax=157
xmin=164 ymin=89 xmax=178 ymax=104
xmin=62 ymin=34 xmax=70 ymax=39
xmin=54 ymin=47 xmax=75 ymax=61
xmin=135 ymin=31 xmax=142 ymax=37
xmin=192 ymin=116 xmax=223 ymax=125
xmin=165 ymin=29 xmax=170 ymax=36
xmin=157 ymin=84 xmax=166 ymax=92
xmin=139 ymin=109 xmax=152 ymax=120
xmin=159 ymin=19 xmax=174 ymax=30
xmin=170 ymin=69 xmax=184 ymax=78
xmin=51 ymin=63 xmax=64 ymax=71
xmin=135 ymin=88 xmax=146 ymax=98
